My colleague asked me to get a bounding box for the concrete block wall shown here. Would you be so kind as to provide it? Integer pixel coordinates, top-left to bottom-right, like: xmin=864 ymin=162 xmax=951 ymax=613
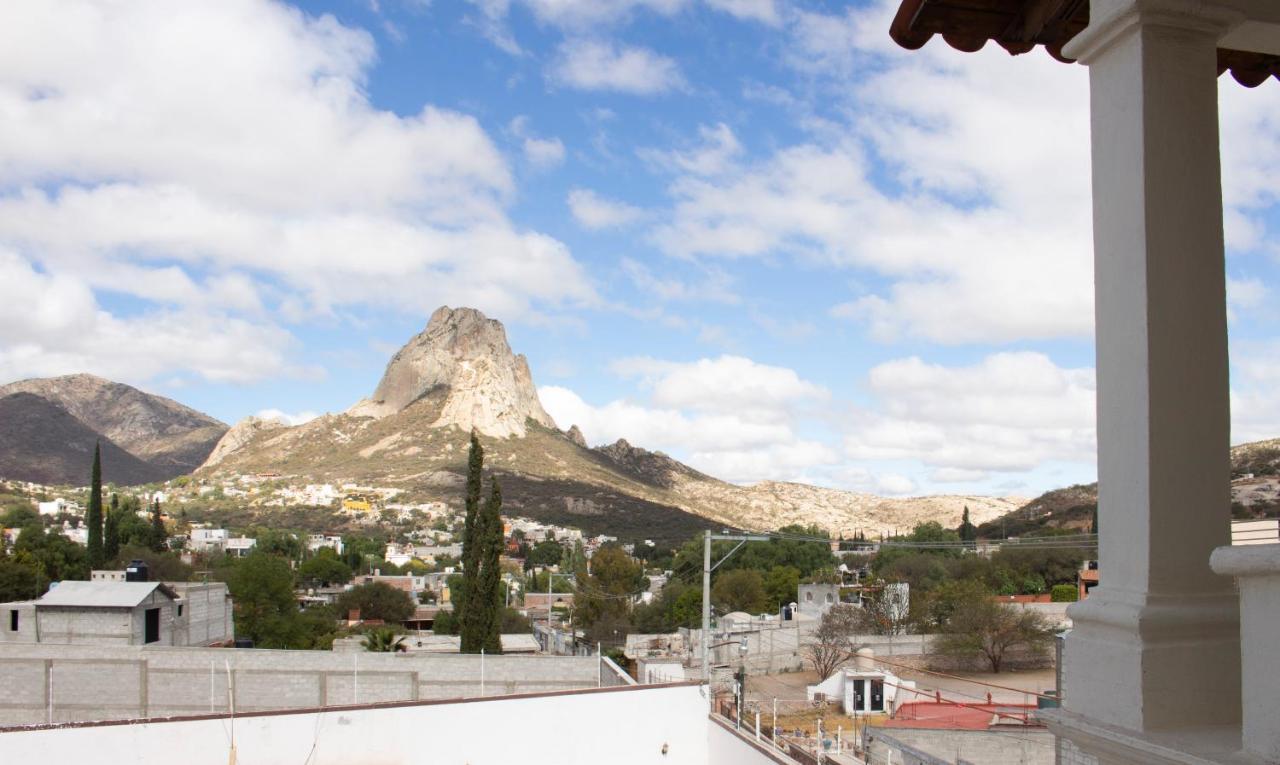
xmin=170 ymin=583 xmax=233 ymax=646
xmin=867 ymin=728 xmax=1055 ymax=765
xmin=0 ymin=643 xmax=621 ymax=726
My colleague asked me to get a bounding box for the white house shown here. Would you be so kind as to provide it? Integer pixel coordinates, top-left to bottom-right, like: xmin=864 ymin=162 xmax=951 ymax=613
xmin=189 ymin=528 xmax=229 ymax=552
xmin=806 ymin=650 xmax=916 ymax=716
xmin=224 ymin=537 xmax=257 ymax=557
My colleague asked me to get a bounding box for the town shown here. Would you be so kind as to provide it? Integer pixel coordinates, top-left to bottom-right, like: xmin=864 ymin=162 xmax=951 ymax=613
xmin=3 ymin=0 xmax=1280 ymax=764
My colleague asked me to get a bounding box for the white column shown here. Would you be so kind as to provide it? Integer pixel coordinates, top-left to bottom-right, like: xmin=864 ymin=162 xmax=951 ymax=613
xmin=1059 ymin=0 xmax=1243 ymax=737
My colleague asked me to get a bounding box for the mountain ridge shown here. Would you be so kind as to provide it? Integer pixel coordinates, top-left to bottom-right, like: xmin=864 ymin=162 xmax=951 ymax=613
xmin=0 ymin=374 xmax=228 ymax=485
xmin=198 ymin=306 xmax=1024 ymax=539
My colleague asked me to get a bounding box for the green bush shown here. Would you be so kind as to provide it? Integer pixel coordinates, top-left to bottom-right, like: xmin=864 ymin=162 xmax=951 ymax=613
xmin=1050 ymin=584 xmax=1079 ymax=602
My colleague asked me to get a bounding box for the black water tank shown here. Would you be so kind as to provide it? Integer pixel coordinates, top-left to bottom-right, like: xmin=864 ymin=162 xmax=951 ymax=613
xmin=125 ymin=560 xmax=149 ymax=582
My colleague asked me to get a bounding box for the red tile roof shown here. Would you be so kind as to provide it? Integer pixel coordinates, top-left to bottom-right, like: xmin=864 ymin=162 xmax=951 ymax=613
xmin=889 ymin=0 xmax=1280 ymax=87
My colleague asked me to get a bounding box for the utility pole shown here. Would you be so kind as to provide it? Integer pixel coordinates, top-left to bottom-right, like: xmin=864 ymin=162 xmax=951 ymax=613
xmin=702 ymin=531 xmax=711 ymax=703
xmin=702 ymin=530 xmax=768 ymax=711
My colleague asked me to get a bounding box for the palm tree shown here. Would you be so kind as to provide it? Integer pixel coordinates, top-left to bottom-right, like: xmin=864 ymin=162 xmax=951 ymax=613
xmin=361 ymin=627 xmax=407 ymax=653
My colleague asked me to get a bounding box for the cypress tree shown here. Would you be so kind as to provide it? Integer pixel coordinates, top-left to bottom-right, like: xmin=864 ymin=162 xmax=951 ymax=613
xmin=150 ymin=497 xmax=167 ymax=552
xmin=959 ymin=506 xmax=977 ymax=542
xmin=86 ymin=442 xmax=104 ymax=568
xmin=104 ymin=493 xmax=121 ymax=562
xmin=459 ymin=431 xmax=485 ymax=653
xmin=476 ymin=478 xmax=504 ymax=654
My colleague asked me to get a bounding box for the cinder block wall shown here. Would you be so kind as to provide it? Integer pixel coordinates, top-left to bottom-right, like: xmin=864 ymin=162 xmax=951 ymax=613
xmin=0 ymin=643 xmax=617 ymax=726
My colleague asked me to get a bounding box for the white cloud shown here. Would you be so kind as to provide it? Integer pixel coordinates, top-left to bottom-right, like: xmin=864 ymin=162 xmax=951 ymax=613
xmin=256 ymin=408 xmax=320 ymax=426
xmin=1232 ymin=342 xmax=1280 ymax=443
xmin=651 ymin=46 xmax=1096 ymax=344
xmin=620 ymin=258 xmax=738 ymax=303
xmin=510 ymin=117 xmax=566 ymax=168
xmin=523 ymin=136 xmax=567 ymax=168
xmin=515 ymin=0 xmax=684 ymax=28
xmin=1227 ymin=276 xmax=1268 ymax=321
xmin=568 ymin=189 xmax=645 ymax=229
xmin=705 ymin=0 xmax=779 ymax=25
xmin=642 ymin=123 xmax=743 ymax=177
xmin=0 ymin=0 xmax=596 ymax=384
xmin=538 ymin=355 xmax=836 ymax=483
xmin=844 ymin=352 xmax=1097 ymax=473
xmin=548 ymin=39 xmax=685 ymax=94
xmin=613 ymin=355 xmax=829 ymax=417
xmin=0 ymin=250 xmax=310 ymax=385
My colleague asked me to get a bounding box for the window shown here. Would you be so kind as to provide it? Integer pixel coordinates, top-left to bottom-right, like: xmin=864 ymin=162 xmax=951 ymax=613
xmin=177 ymin=605 xmax=184 ymax=617
xmin=8 ymin=610 xmax=17 ymax=632
xmin=805 ymin=592 xmax=813 ymax=602
xmin=826 ymin=593 xmax=834 ymax=604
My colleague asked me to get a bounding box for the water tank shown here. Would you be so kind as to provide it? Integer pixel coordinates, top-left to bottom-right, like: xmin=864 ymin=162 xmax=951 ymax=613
xmin=125 ymin=560 xmax=150 ymax=582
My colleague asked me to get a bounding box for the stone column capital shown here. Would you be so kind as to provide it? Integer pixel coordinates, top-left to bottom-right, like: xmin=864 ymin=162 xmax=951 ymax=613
xmin=1065 ymin=0 xmax=1247 ymax=63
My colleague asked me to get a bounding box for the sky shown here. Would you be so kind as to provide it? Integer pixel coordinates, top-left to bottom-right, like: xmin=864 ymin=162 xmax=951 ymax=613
xmin=2 ymin=0 xmax=1279 ymax=499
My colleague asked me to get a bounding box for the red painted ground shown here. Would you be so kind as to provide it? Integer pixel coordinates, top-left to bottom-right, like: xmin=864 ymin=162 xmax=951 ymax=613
xmin=879 ymin=702 xmax=1040 ymax=730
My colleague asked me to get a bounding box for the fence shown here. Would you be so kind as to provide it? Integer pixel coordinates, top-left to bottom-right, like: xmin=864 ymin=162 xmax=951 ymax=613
xmin=0 ymin=642 xmax=629 ymax=726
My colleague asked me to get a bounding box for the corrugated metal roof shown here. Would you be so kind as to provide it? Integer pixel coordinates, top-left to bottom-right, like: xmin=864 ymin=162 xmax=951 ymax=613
xmin=37 ymin=581 xmax=175 ymax=608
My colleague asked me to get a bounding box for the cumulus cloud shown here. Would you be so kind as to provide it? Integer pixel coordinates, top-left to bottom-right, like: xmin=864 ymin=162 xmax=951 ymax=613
xmin=539 ymin=355 xmax=836 ymax=483
xmin=651 ymin=43 xmax=1096 ymax=344
xmin=548 ymin=39 xmax=685 ymax=94
xmin=0 ymin=250 xmax=312 ymax=385
xmin=523 ymin=136 xmax=567 ymax=168
xmin=0 ymin=0 xmax=594 ymax=384
xmin=705 ymin=0 xmax=779 ymax=25
xmin=568 ymin=189 xmax=645 ymax=229
xmin=845 ymin=352 xmax=1096 ymax=473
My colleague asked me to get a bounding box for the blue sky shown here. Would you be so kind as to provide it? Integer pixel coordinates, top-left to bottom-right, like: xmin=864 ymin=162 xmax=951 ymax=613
xmin=2 ymin=0 xmax=1279 ymax=498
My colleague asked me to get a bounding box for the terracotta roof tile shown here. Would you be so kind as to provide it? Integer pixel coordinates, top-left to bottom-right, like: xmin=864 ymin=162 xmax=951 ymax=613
xmin=890 ymin=0 xmax=1280 ymax=88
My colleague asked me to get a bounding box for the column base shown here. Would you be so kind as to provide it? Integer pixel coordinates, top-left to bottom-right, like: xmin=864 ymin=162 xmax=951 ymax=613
xmin=1062 ymin=585 xmax=1239 ymax=731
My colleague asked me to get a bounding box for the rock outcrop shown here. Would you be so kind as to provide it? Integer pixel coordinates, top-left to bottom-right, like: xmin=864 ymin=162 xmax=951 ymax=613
xmin=565 ymin=425 xmax=587 ymax=448
xmin=349 ymin=306 xmax=557 ymax=438
xmin=203 ymin=416 xmax=290 ymax=468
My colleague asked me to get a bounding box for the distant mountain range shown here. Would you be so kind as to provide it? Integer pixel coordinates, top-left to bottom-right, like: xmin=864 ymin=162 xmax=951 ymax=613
xmin=0 ymin=307 xmax=1031 ymax=540
xmin=11 ymin=308 xmax=1274 ymax=544
xmin=193 ymin=306 xmax=1023 ymax=541
xmin=0 ymin=374 xmax=227 ymax=486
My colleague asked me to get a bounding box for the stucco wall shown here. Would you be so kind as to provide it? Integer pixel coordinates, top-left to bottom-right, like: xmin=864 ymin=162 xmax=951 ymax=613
xmin=0 ymin=684 xmax=713 ymax=765
xmin=0 ymin=643 xmax=622 ymax=726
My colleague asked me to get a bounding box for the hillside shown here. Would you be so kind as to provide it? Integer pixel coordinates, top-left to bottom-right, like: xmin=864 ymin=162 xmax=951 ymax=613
xmin=0 ymin=392 xmax=169 ymax=486
xmin=0 ymin=374 xmax=227 ymax=484
xmin=980 ymin=437 xmax=1280 ymax=537
xmin=199 ymin=306 xmax=1023 ymax=541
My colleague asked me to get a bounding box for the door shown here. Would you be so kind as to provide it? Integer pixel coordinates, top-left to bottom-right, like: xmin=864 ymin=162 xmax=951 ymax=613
xmin=144 ymin=608 xmax=160 ymax=644
xmin=870 ymin=679 xmax=884 ymax=712
xmin=853 ymin=679 xmax=865 ymax=712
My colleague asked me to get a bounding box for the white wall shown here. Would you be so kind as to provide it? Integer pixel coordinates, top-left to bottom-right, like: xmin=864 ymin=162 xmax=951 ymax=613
xmin=0 ymin=684 xmax=712 ymax=765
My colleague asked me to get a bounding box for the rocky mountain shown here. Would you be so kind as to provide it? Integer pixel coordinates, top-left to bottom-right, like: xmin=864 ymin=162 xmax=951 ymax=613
xmin=0 ymin=392 xmax=169 ymax=486
xmin=201 ymin=306 xmax=1024 ymax=542
xmin=347 ymin=306 xmax=556 ymax=438
xmin=0 ymin=374 xmax=228 ymax=485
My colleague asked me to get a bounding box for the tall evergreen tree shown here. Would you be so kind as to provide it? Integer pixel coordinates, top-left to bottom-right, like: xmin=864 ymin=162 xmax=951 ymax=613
xmin=1090 ymin=505 xmax=1099 ymax=536
xmin=459 ymin=431 xmax=485 ymax=653
xmin=959 ymin=506 xmax=977 ymax=542
xmin=104 ymin=493 xmax=121 ymax=562
xmin=149 ymin=498 xmax=167 ymax=552
xmin=475 ymin=478 xmax=504 ymax=654
xmin=86 ymin=442 xmax=104 ymax=568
